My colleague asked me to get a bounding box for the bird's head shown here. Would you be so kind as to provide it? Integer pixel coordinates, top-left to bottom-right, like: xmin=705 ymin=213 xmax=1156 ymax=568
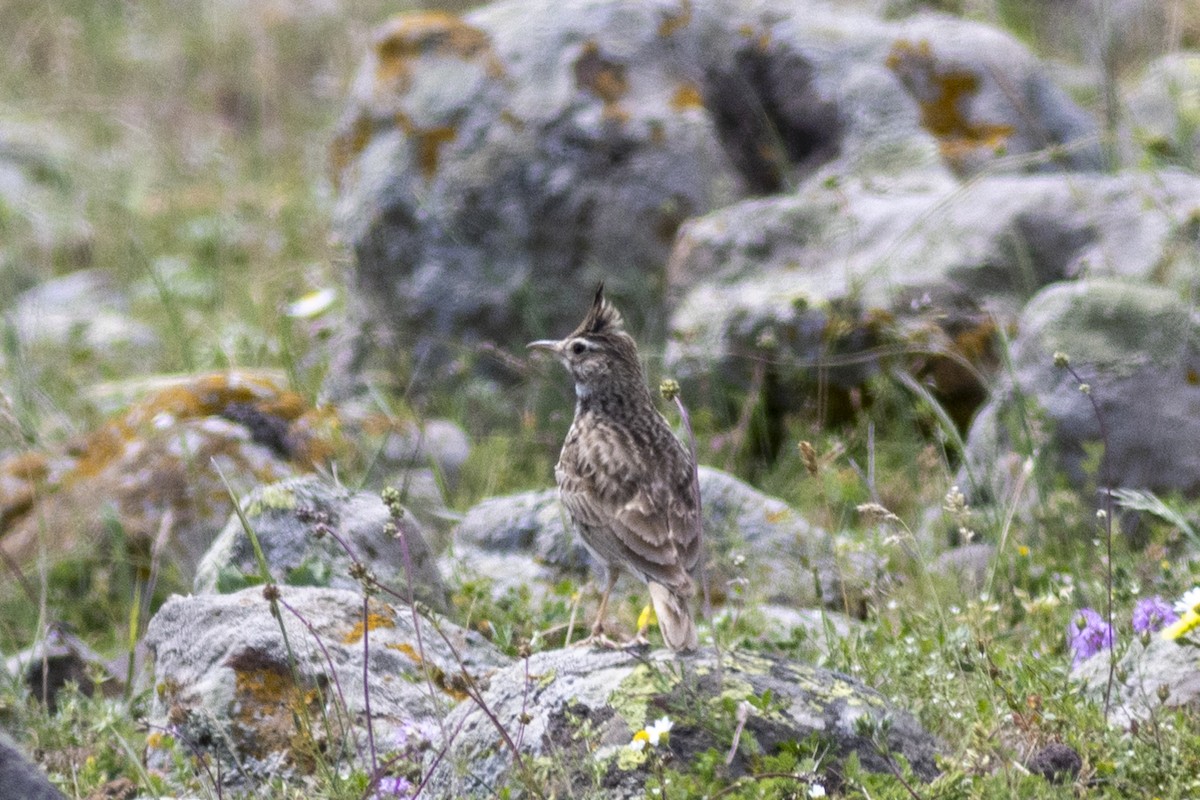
xmin=527 ymin=284 xmax=642 ymax=399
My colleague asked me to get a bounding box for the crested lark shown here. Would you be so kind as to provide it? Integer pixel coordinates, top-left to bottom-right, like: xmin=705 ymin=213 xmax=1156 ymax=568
xmin=528 ymin=285 xmax=701 ymax=651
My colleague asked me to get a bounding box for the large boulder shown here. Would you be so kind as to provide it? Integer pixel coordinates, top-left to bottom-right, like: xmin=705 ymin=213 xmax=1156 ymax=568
xmin=422 ymin=647 xmax=941 ymax=798
xmin=329 ymin=0 xmax=1099 ymax=391
xmin=194 ymin=475 xmax=451 ymax=614
xmin=963 ymin=279 xmax=1200 ymax=505
xmin=144 ymin=586 xmax=509 ymax=787
xmin=0 ymin=372 xmax=310 ymax=580
xmin=665 ymin=170 xmax=1200 ymax=423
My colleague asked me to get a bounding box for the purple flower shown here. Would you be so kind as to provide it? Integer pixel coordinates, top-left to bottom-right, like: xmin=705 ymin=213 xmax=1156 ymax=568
xmin=1132 ymin=596 xmax=1178 ymax=635
xmin=1068 ymin=608 xmax=1114 ymax=665
xmin=373 ymin=776 xmax=414 ymax=799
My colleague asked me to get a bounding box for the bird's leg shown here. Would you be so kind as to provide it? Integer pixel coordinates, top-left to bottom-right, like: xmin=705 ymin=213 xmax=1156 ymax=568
xmin=573 ymin=570 xmax=620 ymax=649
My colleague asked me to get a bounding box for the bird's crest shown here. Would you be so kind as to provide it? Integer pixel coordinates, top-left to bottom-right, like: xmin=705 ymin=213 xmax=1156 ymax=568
xmin=571 ymin=283 xmax=624 ymax=338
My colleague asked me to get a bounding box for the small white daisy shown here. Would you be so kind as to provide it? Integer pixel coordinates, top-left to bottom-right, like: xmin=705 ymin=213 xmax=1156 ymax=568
xmin=645 ymin=716 xmax=674 ymax=746
xmin=1175 ymin=586 xmax=1200 ymax=615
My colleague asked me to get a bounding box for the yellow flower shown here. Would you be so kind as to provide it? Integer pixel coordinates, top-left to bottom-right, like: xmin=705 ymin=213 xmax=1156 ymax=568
xmin=1017 ymin=545 xmax=1030 ymax=557
xmin=1161 ymin=609 xmax=1200 ymax=641
xmin=637 ymin=604 xmax=657 ymax=631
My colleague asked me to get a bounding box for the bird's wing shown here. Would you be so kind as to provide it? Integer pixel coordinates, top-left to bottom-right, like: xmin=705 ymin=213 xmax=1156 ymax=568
xmin=558 ymin=420 xmax=699 ymax=589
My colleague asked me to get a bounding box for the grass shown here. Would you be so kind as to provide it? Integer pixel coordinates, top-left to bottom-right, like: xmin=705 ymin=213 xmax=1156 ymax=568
xmin=3 ymin=0 xmax=1200 ymax=798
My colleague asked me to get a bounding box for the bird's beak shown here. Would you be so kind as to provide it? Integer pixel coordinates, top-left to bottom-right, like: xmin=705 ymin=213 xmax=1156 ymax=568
xmin=526 ymin=339 xmax=561 ymax=354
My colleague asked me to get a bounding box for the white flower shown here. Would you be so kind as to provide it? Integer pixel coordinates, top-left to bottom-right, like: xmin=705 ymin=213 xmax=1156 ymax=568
xmin=808 ymin=783 xmax=826 ymax=798
xmin=628 ymin=735 xmax=648 ymax=752
xmin=1175 ymin=587 xmax=1200 ymax=615
xmin=645 ymin=716 xmax=674 ymax=746
xmin=287 ymin=287 xmax=337 ymax=319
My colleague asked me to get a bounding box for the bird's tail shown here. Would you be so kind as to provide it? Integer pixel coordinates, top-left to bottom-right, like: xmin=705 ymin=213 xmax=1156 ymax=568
xmin=648 ymin=581 xmax=698 ymax=652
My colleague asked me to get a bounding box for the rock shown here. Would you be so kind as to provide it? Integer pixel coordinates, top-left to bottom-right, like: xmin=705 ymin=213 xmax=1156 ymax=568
xmin=0 ymin=372 xmax=309 ymax=580
xmin=1073 ymin=636 xmax=1200 ymax=727
xmin=1127 ymin=52 xmax=1200 ymax=168
xmin=963 ymin=279 xmax=1200 ymax=505
xmin=0 ymin=121 xmax=91 ymax=295
xmin=329 ymin=0 xmax=1099 ymax=392
xmin=5 ymin=269 xmax=160 ymax=365
xmin=144 ymin=586 xmax=509 ymax=786
xmin=666 ymin=170 xmax=1200 ymax=425
xmin=739 ymin=604 xmax=861 ymax=654
xmin=932 ymin=543 xmax=996 ymax=595
xmin=448 ymin=466 xmax=880 ymax=618
xmin=422 ymin=647 xmax=941 ymax=798
xmin=1025 ymin=742 xmax=1082 ymax=784
xmin=194 ymin=475 xmax=450 ymax=614
xmin=0 ymin=728 xmax=66 ymax=800
xmin=4 ymin=626 xmax=124 ymax=712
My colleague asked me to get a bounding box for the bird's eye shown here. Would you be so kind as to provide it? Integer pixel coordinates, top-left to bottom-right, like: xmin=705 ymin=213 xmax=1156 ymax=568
xmin=571 ymin=341 xmax=587 ymax=355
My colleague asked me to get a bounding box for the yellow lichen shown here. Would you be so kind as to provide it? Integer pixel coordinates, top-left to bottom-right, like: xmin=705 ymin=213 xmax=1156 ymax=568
xmin=372 ymin=12 xmax=492 ymax=92
xmin=657 ymin=0 xmax=692 ymax=37
xmin=886 ymin=39 xmax=1015 ymax=172
xmin=387 ymin=641 xmax=424 ymax=663
xmin=670 ymin=83 xmax=705 ymax=112
xmin=343 ymin=613 xmax=398 ymax=644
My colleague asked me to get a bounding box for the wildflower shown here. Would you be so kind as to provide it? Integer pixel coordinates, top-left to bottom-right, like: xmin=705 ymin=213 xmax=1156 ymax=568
xmin=1068 ymin=608 xmax=1113 ymax=665
xmin=1132 ymin=597 xmax=1178 ymax=635
xmin=1174 ymin=587 xmax=1200 ymax=616
xmin=373 ymin=775 xmax=414 ymax=799
xmin=287 ymin=287 xmax=337 ymax=319
xmin=629 ymin=716 xmax=673 ymax=752
xmin=1163 ymin=587 xmax=1200 ymax=641
xmin=808 ymin=783 xmax=827 ymax=798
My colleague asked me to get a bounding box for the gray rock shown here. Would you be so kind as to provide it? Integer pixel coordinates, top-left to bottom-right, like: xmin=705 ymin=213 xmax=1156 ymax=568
xmin=963 ymin=279 xmax=1200 ymax=504
xmin=1074 ymin=637 xmax=1200 ymax=727
xmin=422 ymin=647 xmax=941 ymax=798
xmin=0 ymin=729 xmax=66 ymax=800
xmin=1126 ymin=52 xmax=1200 ymax=169
xmin=329 ymin=0 xmax=1099 ymax=391
xmin=666 ymin=170 xmax=1200 ymax=415
xmin=4 ymin=269 xmax=160 ymax=366
xmin=144 ymin=586 xmax=509 ymax=786
xmin=4 ymin=626 xmax=124 ymax=712
xmin=194 ymin=475 xmax=451 ymax=614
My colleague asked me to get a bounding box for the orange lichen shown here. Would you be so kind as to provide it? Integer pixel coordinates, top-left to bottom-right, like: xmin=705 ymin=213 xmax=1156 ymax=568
xmin=387 ymin=641 xmax=423 ymax=663
xmin=342 ymin=613 xmax=398 ymax=644
xmin=670 ymin=83 xmax=705 ymax=112
xmin=574 ymin=40 xmax=629 ymax=117
xmin=886 ymin=39 xmax=1015 ymax=171
xmin=329 ymin=114 xmax=373 ymax=188
xmin=373 ymin=12 xmax=492 ymax=92
xmin=658 ymin=0 xmax=692 ymax=37
xmin=414 ymin=125 xmax=458 ymax=180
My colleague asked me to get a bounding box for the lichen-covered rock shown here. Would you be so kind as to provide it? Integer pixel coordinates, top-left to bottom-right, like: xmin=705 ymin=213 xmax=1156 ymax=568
xmin=448 ymin=466 xmax=880 ymax=618
xmin=1073 ymin=637 xmax=1200 ymax=728
xmin=0 ymin=372 xmax=312 ymax=579
xmin=963 ymin=279 xmax=1200 ymax=504
xmin=422 ymin=647 xmax=941 ymax=798
xmin=328 ymin=0 xmax=1098 ymax=391
xmin=194 ymin=475 xmax=450 ymax=614
xmin=144 ymin=586 xmax=510 ymax=786
xmin=666 ymin=170 xmax=1200 ymax=421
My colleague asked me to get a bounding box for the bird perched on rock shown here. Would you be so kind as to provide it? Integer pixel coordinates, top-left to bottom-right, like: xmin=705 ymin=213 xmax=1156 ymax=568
xmin=528 ymin=285 xmax=702 ymax=651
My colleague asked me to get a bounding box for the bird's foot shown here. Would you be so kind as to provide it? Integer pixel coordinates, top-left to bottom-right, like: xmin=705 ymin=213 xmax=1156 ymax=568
xmin=571 ymin=631 xmax=623 ymax=650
